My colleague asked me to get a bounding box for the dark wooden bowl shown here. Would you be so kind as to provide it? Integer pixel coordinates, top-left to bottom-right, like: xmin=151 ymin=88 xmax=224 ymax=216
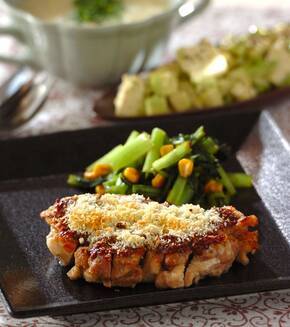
xmin=94 ymin=84 xmax=290 ymax=122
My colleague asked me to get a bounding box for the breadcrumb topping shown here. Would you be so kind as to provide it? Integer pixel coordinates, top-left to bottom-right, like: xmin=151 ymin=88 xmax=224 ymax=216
xmin=63 ymin=194 xmax=223 ymax=249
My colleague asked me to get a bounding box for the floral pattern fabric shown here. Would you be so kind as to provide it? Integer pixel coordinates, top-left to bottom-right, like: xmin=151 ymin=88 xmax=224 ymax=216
xmin=1 ymin=290 xmax=290 ymax=326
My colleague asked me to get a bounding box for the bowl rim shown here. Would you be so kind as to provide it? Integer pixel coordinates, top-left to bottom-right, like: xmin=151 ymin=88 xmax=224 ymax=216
xmin=3 ymin=0 xmax=191 ymax=31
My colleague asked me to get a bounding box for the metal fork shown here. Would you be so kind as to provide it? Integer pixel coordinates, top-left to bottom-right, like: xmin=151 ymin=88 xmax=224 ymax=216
xmin=0 ymin=67 xmax=54 ymax=130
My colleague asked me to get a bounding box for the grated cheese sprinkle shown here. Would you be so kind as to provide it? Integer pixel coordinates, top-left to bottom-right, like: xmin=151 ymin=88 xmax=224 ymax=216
xmin=65 ymin=193 xmax=222 ymax=249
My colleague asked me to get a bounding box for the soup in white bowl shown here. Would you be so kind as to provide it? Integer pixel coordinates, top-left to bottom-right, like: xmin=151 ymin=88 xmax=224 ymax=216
xmin=18 ymin=0 xmax=171 ymax=25
xmin=1 ymin=0 xmax=209 ymax=86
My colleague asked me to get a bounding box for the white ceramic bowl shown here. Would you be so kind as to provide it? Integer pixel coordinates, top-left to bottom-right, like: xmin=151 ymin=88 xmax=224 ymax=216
xmin=0 ymin=0 xmax=210 ymax=87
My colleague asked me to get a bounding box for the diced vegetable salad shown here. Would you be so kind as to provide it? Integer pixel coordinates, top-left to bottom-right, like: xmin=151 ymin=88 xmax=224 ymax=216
xmin=68 ymin=126 xmax=252 ymax=207
xmin=114 ymin=24 xmax=290 ymax=117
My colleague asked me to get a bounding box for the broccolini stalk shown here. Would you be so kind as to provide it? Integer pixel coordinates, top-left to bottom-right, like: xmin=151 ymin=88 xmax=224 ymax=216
xmin=110 ymin=132 xmax=151 ymax=171
xmin=132 ymin=185 xmax=161 ymax=199
xmin=207 ymin=191 xmax=229 ymax=207
xmin=142 ymin=128 xmax=167 ymax=173
xmin=103 ymin=173 xmax=119 ymax=187
xmin=190 ymin=126 xmax=206 ymax=145
xmin=152 ymin=141 xmax=191 ymax=171
xmin=69 ymin=125 xmax=252 ymax=208
xmin=90 ymin=133 xmax=151 ymax=172
xmin=228 ymin=173 xmax=252 ymax=188
xmin=86 ymin=144 xmax=123 ymax=172
xmin=171 ymin=126 xmax=205 ymax=145
xmin=129 ymin=155 xmax=146 ymax=169
xmin=125 ymin=131 xmax=146 ymax=167
xmin=67 ymin=174 xmax=104 ymax=189
xmin=177 ymin=182 xmax=194 ymax=205
xmin=116 ymin=175 xmax=125 ymax=186
xmin=166 ymin=176 xmax=188 ymax=205
xmin=106 ymin=184 xmax=128 ymax=195
xmin=217 ymin=165 xmax=236 ymax=196
xmin=201 ymin=137 xmax=219 ymax=154
xmin=125 ymin=130 xmax=140 ymax=145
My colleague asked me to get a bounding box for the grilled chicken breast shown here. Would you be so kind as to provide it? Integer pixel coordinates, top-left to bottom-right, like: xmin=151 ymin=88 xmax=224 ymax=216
xmin=40 ymin=193 xmax=258 ymax=289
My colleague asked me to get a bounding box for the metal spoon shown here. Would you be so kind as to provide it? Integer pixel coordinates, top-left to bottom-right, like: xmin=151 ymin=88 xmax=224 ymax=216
xmin=0 ymin=67 xmax=54 ymax=129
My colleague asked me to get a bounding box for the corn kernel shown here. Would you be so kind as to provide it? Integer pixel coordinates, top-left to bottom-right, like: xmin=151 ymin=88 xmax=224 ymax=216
xmin=178 ymin=158 xmax=194 ymax=177
xmin=84 ymin=164 xmax=111 ymax=180
xmin=160 ymin=144 xmax=174 ymax=156
xmin=95 ymin=184 xmax=105 ymax=195
xmin=123 ymin=167 xmax=141 ymax=184
xmin=151 ymin=174 xmax=166 ymax=188
xmin=93 ymin=163 xmax=111 ymax=177
xmin=84 ymin=171 xmax=98 ymax=180
xmin=204 ymin=180 xmax=223 ymax=193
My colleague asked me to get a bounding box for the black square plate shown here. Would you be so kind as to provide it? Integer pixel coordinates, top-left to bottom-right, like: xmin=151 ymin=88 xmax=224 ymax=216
xmin=0 ymin=112 xmax=289 ymax=318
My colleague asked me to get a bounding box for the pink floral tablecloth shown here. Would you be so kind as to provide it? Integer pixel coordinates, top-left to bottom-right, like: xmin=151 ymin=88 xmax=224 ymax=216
xmin=1 ymin=290 xmax=290 ymax=326
xmin=0 ymin=1 xmax=290 ymax=326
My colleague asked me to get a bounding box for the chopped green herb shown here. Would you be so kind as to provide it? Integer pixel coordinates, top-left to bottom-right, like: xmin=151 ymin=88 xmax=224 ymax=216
xmin=74 ymin=0 xmax=123 ymax=23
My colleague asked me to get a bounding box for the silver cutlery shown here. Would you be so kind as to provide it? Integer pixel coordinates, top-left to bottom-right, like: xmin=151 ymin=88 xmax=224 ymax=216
xmin=0 ymin=67 xmax=54 ymax=129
